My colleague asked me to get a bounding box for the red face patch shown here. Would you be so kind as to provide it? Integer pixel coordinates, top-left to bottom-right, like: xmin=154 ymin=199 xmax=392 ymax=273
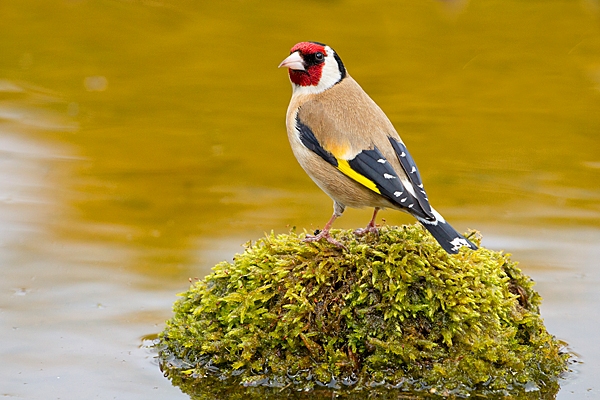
xmin=290 ymin=42 xmax=327 ymax=56
xmin=288 ymin=42 xmax=327 ymax=87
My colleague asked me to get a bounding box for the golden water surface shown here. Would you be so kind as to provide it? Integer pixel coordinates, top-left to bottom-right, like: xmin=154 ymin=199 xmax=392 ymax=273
xmin=0 ymin=1 xmax=599 ymax=398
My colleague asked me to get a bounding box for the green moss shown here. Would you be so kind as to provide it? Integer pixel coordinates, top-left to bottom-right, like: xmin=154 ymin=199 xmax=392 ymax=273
xmin=158 ymin=224 xmax=568 ymax=398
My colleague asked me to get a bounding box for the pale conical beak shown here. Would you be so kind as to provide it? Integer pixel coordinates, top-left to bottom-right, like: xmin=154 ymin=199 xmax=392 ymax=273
xmin=278 ymin=51 xmax=305 ymax=71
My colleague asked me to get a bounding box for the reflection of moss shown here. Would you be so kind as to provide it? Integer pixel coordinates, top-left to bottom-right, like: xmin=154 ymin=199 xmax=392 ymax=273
xmin=159 ymin=224 xmax=568 ymax=398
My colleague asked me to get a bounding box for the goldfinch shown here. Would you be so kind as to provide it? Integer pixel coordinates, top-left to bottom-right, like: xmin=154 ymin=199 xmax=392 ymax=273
xmin=278 ymin=41 xmax=477 ymax=254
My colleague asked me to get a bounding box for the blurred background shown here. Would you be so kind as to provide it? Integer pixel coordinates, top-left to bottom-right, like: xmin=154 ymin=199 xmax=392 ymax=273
xmin=0 ymin=0 xmax=599 ymax=398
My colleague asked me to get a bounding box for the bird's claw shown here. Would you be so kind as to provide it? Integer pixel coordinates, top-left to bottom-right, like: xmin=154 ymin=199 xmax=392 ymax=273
xmin=353 ymin=225 xmax=379 ymax=237
xmin=303 ymin=231 xmax=347 ymax=249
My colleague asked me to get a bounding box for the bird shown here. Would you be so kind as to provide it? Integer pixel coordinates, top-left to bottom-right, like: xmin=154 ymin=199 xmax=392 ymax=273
xmin=278 ymin=41 xmax=477 ymax=254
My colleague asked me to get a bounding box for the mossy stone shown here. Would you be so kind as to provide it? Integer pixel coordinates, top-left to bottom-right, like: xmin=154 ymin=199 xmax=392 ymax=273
xmin=158 ymin=224 xmax=568 ymax=398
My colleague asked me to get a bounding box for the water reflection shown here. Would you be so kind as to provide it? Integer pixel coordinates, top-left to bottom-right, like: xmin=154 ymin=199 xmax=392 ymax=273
xmin=0 ymin=79 xmax=186 ymax=398
xmin=0 ymin=0 xmax=599 ymax=398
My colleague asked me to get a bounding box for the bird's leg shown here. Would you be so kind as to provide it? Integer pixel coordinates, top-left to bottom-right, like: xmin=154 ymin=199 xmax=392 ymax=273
xmin=354 ymin=208 xmax=380 ymax=236
xmin=304 ymin=202 xmax=346 ymax=248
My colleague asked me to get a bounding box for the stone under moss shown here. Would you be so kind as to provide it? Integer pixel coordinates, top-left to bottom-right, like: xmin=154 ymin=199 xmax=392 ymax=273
xmin=158 ymin=224 xmax=568 ymax=398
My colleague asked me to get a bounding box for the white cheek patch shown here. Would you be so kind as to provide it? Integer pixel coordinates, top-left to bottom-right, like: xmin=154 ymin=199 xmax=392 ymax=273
xmin=318 ymin=48 xmax=343 ymax=88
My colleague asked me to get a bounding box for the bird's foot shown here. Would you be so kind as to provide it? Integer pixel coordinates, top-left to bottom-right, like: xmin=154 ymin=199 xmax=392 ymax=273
xmin=303 ymin=230 xmax=347 ymax=249
xmin=353 ymin=224 xmax=379 ymax=237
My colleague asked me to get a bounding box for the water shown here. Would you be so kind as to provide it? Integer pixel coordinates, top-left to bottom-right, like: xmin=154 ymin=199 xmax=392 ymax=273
xmin=0 ymin=0 xmax=598 ymax=398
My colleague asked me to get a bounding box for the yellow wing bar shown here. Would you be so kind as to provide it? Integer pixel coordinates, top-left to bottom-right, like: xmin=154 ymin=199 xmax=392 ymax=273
xmin=336 ymin=159 xmax=381 ymax=194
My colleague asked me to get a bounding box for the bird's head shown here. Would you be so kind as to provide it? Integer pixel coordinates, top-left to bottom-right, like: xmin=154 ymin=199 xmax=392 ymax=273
xmin=278 ymin=42 xmax=347 ymax=95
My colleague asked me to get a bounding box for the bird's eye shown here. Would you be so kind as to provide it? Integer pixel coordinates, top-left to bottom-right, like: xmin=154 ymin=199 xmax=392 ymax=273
xmin=315 ymin=52 xmax=324 ymax=61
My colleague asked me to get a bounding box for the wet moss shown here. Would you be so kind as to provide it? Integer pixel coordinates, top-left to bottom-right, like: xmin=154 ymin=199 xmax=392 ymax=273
xmin=158 ymin=224 xmax=568 ymax=398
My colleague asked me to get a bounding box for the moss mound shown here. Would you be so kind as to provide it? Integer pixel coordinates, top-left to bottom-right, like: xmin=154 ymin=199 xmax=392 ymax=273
xmin=158 ymin=224 xmax=568 ymax=398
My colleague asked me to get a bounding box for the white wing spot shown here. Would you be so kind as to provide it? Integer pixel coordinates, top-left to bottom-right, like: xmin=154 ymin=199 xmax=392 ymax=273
xmin=377 ymin=159 xmax=386 ymax=164
xmin=408 ymin=204 xmax=414 ymax=208
xmin=450 ymin=237 xmax=471 ymax=252
xmin=430 ymin=208 xmax=446 ymax=223
xmin=383 ymin=173 xmax=396 ymax=179
xmin=394 ymin=191 xmax=403 ymax=197
xmin=418 ymin=183 xmax=424 ymax=188
xmin=418 ymin=216 xmax=438 ymax=226
xmin=411 ymin=166 xmax=416 ymax=173
xmin=400 ymin=152 xmax=406 ymax=157
xmin=400 ymin=198 xmax=407 ymax=203
xmin=404 ymin=181 xmax=417 ymax=197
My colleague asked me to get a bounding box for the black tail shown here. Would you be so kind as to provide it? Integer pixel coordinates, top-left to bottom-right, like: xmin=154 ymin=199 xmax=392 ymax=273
xmin=418 ymin=217 xmax=477 ymax=254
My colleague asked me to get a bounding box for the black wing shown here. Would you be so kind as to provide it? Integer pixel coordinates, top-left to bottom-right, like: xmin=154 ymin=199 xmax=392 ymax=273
xmin=347 ymin=147 xmax=408 ymax=198
xmin=295 ymin=116 xmax=433 ymax=220
xmin=388 ymin=137 xmax=435 ymax=221
xmin=347 ymin=147 xmax=434 ymax=220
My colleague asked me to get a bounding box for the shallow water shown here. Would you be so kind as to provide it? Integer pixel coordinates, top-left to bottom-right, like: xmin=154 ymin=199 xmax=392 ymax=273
xmin=0 ymin=0 xmax=599 ymax=398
